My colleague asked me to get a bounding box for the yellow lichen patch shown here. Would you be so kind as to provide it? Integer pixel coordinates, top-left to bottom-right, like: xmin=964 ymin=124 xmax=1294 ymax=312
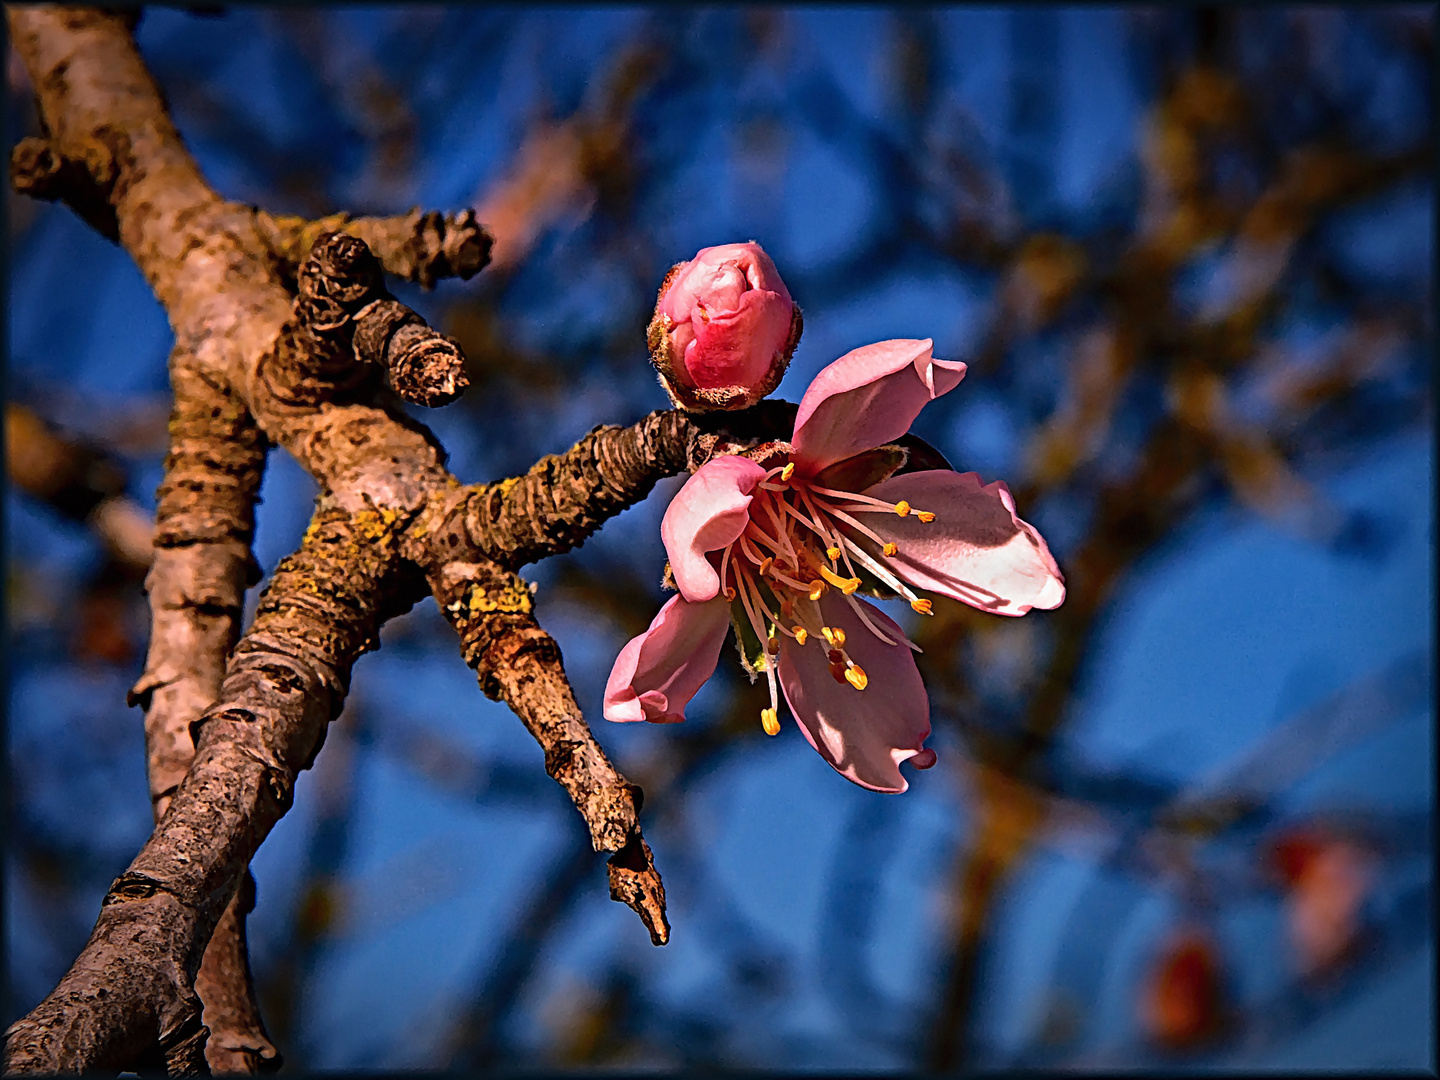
xmin=462 ymin=580 xmax=534 ymax=616
xmin=352 ymin=507 xmax=400 ymax=542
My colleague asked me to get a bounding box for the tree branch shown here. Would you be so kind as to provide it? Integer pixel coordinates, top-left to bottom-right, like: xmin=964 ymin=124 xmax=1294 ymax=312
xmin=5 ymin=502 xmax=415 ymax=1073
xmin=128 ymin=354 xmax=277 ymax=1074
xmin=423 ymin=557 xmax=670 ymax=945
xmin=253 ymin=206 xmax=493 ymax=289
xmin=418 ymin=400 xmax=797 ymax=571
xmin=5 ymin=8 xmax=753 ymax=1070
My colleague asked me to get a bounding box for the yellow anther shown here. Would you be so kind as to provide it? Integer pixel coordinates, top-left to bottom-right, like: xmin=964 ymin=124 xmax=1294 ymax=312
xmin=916 ymin=511 xmax=936 ymax=523
xmin=761 ymin=707 xmax=780 ymax=736
xmin=910 ymin=598 xmax=934 ymax=616
xmin=809 ymin=579 xmax=827 ymax=601
xmin=780 ymin=462 xmax=796 ymax=481
xmin=894 ymin=500 xmax=911 ymax=517
xmin=793 ymin=627 xmax=808 ymax=646
xmin=821 ymin=626 xmax=836 ymax=647
xmin=844 ymin=664 xmax=869 ymax=691
xmin=820 ymin=626 xmax=846 ymax=648
xmin=882 ymin=542 xmax=898 ymax=557
xmin=819 ymin=565 xmax=861 ymax=595
xmin=767 ymin=634 xmax=780 ymax=655
xmin=758 ymin=556 xmax=774 ymax=576
xmin=825 ymin=545 xmax=841 ymax=561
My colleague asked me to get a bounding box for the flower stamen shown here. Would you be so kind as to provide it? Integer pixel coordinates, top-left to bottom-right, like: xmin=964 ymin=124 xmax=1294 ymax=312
xmin=771 ymin=564 xmax=819 ymax=594
xmin=738 ymin=534 xmax=767 ymax=567
xmin=839 ymin=590 xmax=921 ymax=652
xmin=733 ymin=568 xmax=773 ymax=661
xmin=818 ymin=502 xmax=895 ymax=550
xmin=818 ymin=565 xmax=861 ymax=595
xmin=883 ymin=542 xmax=898 ymax=556
xmin=760 ymin=707 xmax=780 ymax=736
xmin=832 ymin=534 xmax=924 ymax=607
xmin=758 ymin=497 xmax=800 ymax=565
xmin=764 ymin=650 xmax=781 ymax=723
xmin=844 ymin=664 xmax=868 ymax=691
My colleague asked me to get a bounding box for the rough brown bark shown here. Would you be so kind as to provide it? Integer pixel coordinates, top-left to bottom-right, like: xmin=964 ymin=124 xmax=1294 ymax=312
xmin=272 ymin=231 xmax=469 ymax=409
xmin=419 ymin=399 xmax=798 ymax=572
xmin=129 ymin=352 xmax=277 ymax=1073
xmin=4 ymin=8 xmax=792 ymax=1073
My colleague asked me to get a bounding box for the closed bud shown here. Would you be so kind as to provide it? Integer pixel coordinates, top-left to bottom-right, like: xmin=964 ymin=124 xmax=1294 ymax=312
xmin=647 ymin=241 xmax=801 ymax=411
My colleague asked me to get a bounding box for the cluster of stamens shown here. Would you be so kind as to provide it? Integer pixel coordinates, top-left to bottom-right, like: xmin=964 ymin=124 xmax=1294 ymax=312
xmin=718 ymin=459 xmax=939 ymax=734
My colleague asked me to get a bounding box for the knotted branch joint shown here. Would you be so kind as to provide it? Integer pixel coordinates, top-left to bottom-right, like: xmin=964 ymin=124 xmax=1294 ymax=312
xmin=261 ymin=232 xmax=469 ymax=408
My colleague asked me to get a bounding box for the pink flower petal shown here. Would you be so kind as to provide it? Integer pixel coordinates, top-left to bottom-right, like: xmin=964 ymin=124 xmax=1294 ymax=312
xmin=684 ymin=288 xmax=794 ymax=389
xmin=790 ymin=339 xmax=967 ymax=474
xmin=857 ymin=470 xmax=1065 ymax=615
xmin=604 ymin=594 xmax=732 ymax=724
xmin=777 ymin=593 xmax=932 ymax=792
xmin=658 ymin=242 xmax=793 ymax=325
xmin=661 ymin=455 xmax=768 ymax=602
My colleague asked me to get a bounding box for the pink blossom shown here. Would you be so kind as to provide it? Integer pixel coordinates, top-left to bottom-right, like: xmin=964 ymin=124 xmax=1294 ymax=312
xmin=604 ymin=339 xmax=1066 ymax=792
xmin=1270 ymin=828 xmax=1375 ymax=977
xmin=648 ymin=242 xmax=800 ymax=411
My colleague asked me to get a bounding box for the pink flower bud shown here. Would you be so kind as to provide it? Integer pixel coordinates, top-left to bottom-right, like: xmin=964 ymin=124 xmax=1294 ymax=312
xmin=647 ymin=241 xmax=802 ymax=411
